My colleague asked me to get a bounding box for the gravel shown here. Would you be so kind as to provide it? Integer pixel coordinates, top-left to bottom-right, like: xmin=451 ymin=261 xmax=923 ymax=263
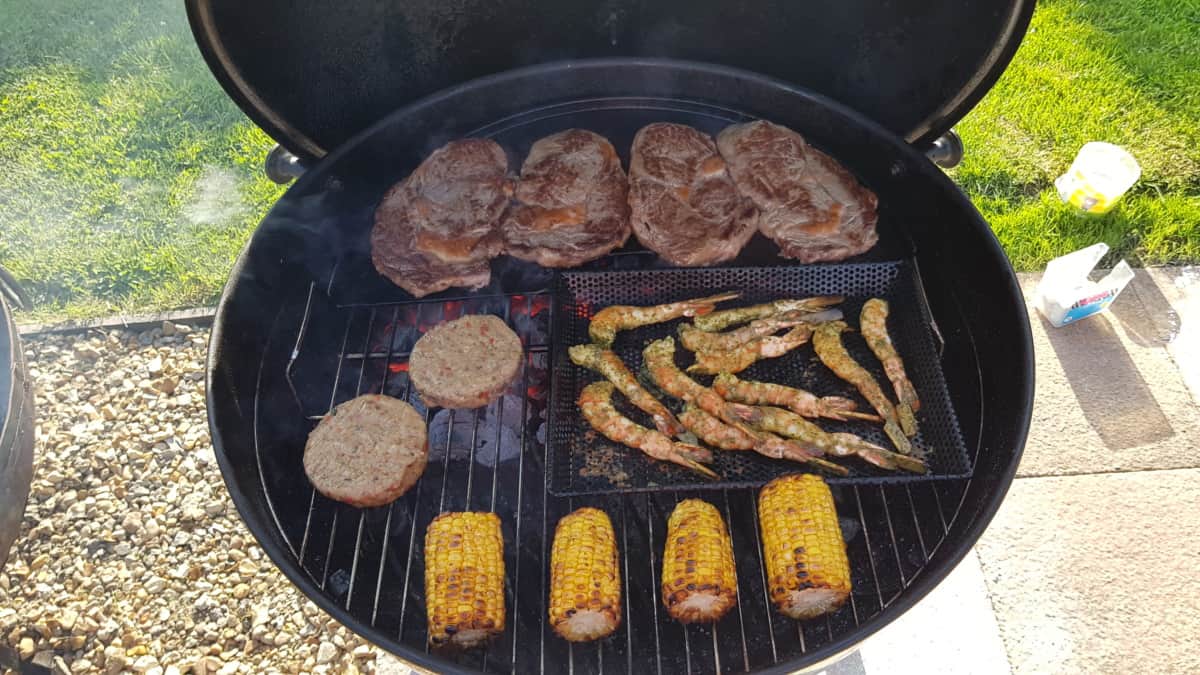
xmin=1 ymin=323 xmax=427 ymax=674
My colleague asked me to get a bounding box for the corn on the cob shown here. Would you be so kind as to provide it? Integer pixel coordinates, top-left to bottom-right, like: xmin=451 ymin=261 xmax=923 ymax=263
xmin=758 ymin=474 xmax=852 ymax=620
xmin=424 ymin=512 xmax=506 ymax=648
xmin=549 ymin=507 xmax=622 ymax=641
xmin=661 ymin=499 xmax=738 ymax=623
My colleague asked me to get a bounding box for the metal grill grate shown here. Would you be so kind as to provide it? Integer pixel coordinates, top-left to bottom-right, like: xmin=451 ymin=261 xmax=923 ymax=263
xmin=259 ymin=281 xmax=975 ymax=673
xmin=548 ymin=263 xmax=972 ymax=495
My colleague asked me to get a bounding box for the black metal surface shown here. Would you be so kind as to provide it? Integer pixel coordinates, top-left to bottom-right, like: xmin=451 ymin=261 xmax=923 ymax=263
xmin=186 ymin=1 xmax=1033 ymax=160
xmin=925 ymin=130 xmax=966 ymax=170
xmin=0 ymin=294 xmax=34 ymax=569
xmin=549 ymin=264 xmax=972 ymax=495
xmin=264 ymin=144 xmax=307 ymax=185
xmin=205 ymin=61 xmax=1035 ymax=674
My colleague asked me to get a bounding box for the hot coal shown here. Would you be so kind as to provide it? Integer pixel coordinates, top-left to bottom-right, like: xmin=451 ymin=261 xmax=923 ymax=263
xmin=426 ymin=392 xmax=525 ymax=468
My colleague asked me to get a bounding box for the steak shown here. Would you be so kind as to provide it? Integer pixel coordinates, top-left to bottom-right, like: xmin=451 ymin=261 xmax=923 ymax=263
xmin=502 ymin=129 xmax=631 ymax=267
xmin=371 ymin=179 xmax=492 ymax=298
xmin=627 ymin=123 xmax=758 ymax=267
xmin=716 ymin=120 xmax=878 ymax=263
xmin=384 ymin=138 xmax=511 ymax=268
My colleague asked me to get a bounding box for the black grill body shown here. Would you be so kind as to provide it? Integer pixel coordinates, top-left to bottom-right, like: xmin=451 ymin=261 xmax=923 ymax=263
xmin=206 ymin=60 xmax=1034 ymax=674
xmin=0 ymin=293 xmax=34 ymax=569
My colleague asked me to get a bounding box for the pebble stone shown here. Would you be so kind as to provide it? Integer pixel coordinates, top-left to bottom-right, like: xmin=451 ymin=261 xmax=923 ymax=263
xmin=0 ymin=327 xmax=395 ymax=673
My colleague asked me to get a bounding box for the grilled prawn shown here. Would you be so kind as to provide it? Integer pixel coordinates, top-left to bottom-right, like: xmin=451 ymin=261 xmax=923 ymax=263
xmin=642 ymin=337 xmax=846 ymax=475
xmin=691 ymin=296 xmax=843 ymax=332
xmin=712 ymin=372 xmax=880 ymax=423
xmin=812 ymin=321 xmax=911 ymax=455
xmin=679 ymin=404 xmax=849 ymax=475
xmin=588 ymin=292 xmax=740 ymax=347
xmin=686 ymin=324 xmax=815 ymax=375
xmin=736 ymin=405 xmax=926 ymax=473
xmin=860 ymin=299 xmax=919 ymax=437
xmin=569 ymin=343 xmax=685 ymax=438
xmin=578 ymin=381 xmax=718 ymax=479
xmin=677 ymin=308 xmax=841 ymax=354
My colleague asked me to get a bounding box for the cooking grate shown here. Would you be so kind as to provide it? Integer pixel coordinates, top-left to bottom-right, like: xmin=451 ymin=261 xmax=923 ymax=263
xmin=548 ymin=263 xmax=972 ymax=496
xmin=264 ymin=281 xmax=976 ymax=673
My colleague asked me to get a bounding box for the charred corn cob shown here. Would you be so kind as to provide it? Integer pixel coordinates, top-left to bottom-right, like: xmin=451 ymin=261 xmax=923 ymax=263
xmin=424 ymin=512 xmax=506 ymax=648
xmin=661 ymin=499 xmax=738 ymax=623
xmin=549 ymin=507 xmax=622 ymax=641
xmin=758 ymin=475 xmax=852 ymax=619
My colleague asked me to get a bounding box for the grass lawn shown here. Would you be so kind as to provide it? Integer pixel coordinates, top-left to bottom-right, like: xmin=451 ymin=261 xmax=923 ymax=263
xmin=0 ymin=0 xmax=285 ymax=322
xmin=1 ymin=0 xmax=1197 ymax=322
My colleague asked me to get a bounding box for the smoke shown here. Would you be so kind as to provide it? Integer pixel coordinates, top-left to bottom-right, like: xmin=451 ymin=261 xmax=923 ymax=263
xmin=183 ymin=166 xmax=248 ymax=227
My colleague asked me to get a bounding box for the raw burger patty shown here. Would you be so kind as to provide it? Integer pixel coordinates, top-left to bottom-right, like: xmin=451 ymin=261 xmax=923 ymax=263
xmin=716 ymin=120 xmax=878 ymax=263
xmin=409 ymin=314 xmax=523 ymax=409
xmin=627 ymin=123 xmax=758 ymax=267
xmin=502 ymin=129 xmax=631 ymax=267
xmin=303 ymin=394 xmax=428 ymax=508
xmin=371 ymin=179 xmax=493 ymax=298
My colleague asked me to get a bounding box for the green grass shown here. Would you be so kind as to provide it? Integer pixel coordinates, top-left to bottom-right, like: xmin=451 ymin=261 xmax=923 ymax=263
xmin=953 ymin=0 xmax=1200 ymax=269
xmin=0 ymin=0 xmax=1197 ymax=322
xmin=0 ymin=0 xmax=285 ymax=322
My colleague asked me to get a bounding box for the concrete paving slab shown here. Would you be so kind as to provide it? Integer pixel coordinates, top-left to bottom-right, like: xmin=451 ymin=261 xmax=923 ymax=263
xmin=858 ymin=551 xmax=1011 ymax=675
xmin=975 ymin=469 xmax=1200 ymax=675
xmin=1017 ymin=273 xmax=1200 ymax=477
xmin=1140 ymin=267 xmax=1200 ymax=405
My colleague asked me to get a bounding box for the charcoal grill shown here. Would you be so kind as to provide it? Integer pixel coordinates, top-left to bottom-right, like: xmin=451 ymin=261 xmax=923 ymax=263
xmin=190 ymin=1 xmax=1036 ymax=672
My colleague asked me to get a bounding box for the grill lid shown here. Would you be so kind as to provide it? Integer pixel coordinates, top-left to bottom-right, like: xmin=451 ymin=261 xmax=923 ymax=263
xmin=186 ymin=0 xmax=1033 ymax=161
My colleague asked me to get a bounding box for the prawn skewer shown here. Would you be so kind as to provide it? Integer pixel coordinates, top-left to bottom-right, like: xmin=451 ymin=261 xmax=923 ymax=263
xmin=679 ymin=404 xmax=849 ymax=476
xmin=692 ymin=296 xmax=843 ymax=332
xmin=588 ymin=292 xmax=741 ymax=347
xmin=677 ymin=308 xmax=842 ymax=354
xmin=813 ymin=321 xmax=912 ymax=455
xmin=734 ymin=405 xmax=926 ymax=474
xmin=712 ymin=372 xmax=880 ymax=423
xmin=578 ymin=381 xmax=719 ymax=480
xmin=860 ymin=299 xmax=920 ymax=437
xmin=642 ymin=337 xmax=845 ymax=475
xmin=569 ymin=343 xmax=685 ymax=438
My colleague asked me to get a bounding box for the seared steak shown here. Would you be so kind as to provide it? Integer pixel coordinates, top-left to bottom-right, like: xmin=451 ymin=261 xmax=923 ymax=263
xmin=716 ymin=121 xmax=878 ymax=263
xmin=371 ymin=179 xmax=493 ymax=298
xmin=628 ymin=123 xmax=758 ymax=267
xmin=502 ymin=129 xmax=631 ymax=267
xmin=387 ymin=138 xmax=511 ymax=267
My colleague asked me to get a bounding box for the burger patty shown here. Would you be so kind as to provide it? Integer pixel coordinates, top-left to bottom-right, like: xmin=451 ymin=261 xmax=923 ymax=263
xmin=303 ymin=394 xmax=428 ymax=508
xmin=409 ymin=314 xmax=523 ymax=409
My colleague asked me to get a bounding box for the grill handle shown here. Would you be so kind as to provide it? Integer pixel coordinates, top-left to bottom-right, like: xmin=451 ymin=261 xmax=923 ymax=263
xmin=925 ymin=129 xmax=964 ymax=169
xmin=265 ymin=144 xmax=308 ymax=184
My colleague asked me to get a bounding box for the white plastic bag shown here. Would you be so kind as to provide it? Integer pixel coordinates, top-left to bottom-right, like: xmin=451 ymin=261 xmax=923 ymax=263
xmin=1035 ymin=243 xmax=1133 ymax=327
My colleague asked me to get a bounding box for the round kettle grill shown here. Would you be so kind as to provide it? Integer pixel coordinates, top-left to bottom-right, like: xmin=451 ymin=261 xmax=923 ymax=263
xmin=190 ymin=2 xmax=1036 ymax=673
